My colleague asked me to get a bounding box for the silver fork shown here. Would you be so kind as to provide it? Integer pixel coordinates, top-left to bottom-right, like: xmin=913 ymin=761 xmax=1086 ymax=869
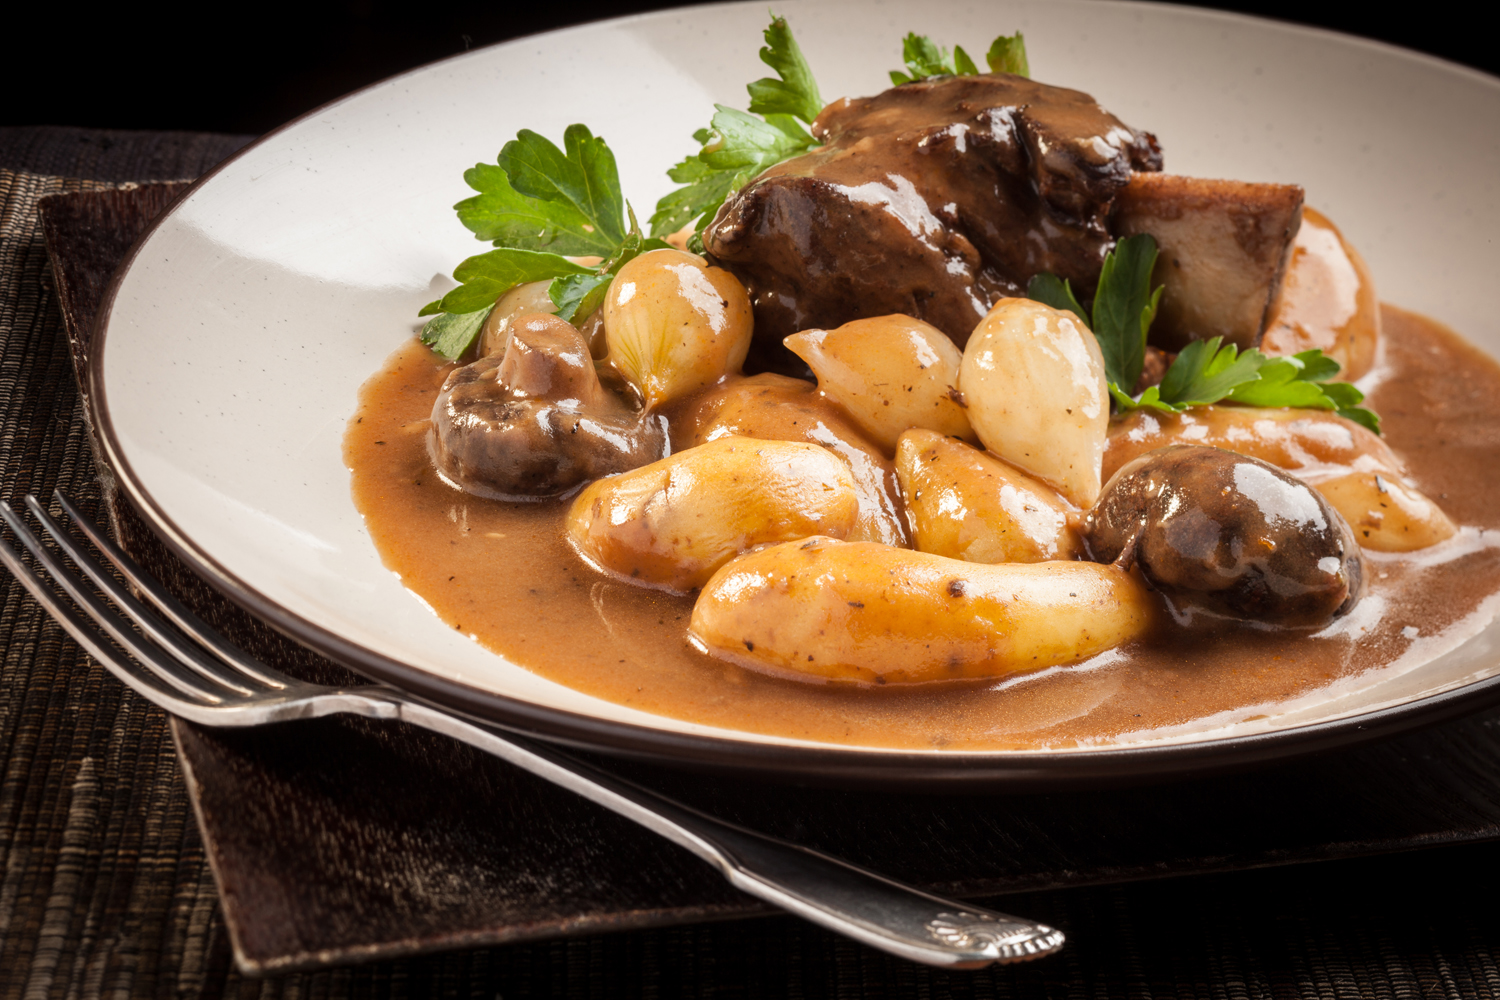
xmin=0 ymin=490 xmax=1064 ymax=970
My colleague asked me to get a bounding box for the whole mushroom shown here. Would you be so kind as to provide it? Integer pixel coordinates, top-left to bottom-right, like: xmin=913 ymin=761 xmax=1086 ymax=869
xmin=1083 ymin=445 xmax=1363 ymax=626
xmin=428 ymin=313 xmax=667 ymax=500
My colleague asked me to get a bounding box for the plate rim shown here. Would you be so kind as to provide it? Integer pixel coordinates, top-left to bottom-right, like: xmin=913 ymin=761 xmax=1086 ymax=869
xmin=86 ymin=0 xmax=1500 ymax=787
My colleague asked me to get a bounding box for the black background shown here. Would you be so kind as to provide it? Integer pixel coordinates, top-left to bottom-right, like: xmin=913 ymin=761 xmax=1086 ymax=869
xmin=6 ymin=2 xmax=1496 ymax=135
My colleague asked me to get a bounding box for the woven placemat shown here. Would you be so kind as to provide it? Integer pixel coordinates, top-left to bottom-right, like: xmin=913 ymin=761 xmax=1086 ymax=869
xmin=6 ymin=128 xmax=1500 ymax=998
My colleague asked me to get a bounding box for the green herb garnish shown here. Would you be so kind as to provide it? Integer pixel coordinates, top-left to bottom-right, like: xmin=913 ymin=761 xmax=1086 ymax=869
xmin=986 ymin=32 xmax=1030 ymax=76
xmin=420 ymin=125 xmax=669 ymax=360
xmin=1028 ymin=235 xmax=1381 ymax=432
xmin=650 ymin=20 xmax=1030 ymax=251
xmin=649 ymin=15 xmax=823 ymax=249
xmin=890 ymin=31 xmax=1029 ymax=84
xmin=1227 ymin=350 xmax=1381 ymax=433
xmin=746 ymin=15 xmax=825 ymax=124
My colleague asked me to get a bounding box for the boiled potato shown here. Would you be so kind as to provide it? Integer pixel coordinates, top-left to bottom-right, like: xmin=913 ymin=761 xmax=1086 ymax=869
xmin=896 ymin=429 xmax=1081 ymax=564
xmin=1314 ymin=471 xmax=1456 ymax=552
xmin=784 ymin=315 xmax=974 ymax=452
xmin=566 ymin=437 xmax=860 ymax=593
xmin=604 ymin=249 xmax=753 ymax=408
xmin=1104 ymin=404 xmax=1401 ymax=483
xmin=959 ymin=298 xmax=1109 ymax=508
xmin=1260 ymin=208 xmax=1381 ymax=381
xmin=689 ymin=537 xmax=1156 ymax=684
xmin=665 ymin=373 xmax=908 ymax=547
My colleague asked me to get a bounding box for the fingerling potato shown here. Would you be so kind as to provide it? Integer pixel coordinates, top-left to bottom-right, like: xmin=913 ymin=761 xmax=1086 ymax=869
xmin=896 ymin=429 xmax=1082 ymax=563
xmin=690 ymin=537 xmax=1156 ymax=684
xmin=1313 ymin=471 xmax=1456 ymax=552
xmin=567 ymin=437 xmax=860 ymax=593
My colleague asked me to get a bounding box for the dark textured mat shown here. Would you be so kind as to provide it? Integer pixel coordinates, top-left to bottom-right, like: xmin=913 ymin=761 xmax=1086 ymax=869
xmin=0 ymin=127 xmax=253 ymax=184
xmin=5 ymin=126 xmax=1500 ymax=997
xmin=0 ymin=132 xmax=250 ymax=1000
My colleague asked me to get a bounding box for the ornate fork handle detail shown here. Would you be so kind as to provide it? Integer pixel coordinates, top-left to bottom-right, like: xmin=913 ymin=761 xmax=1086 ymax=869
xmin=0 ymin=491 xmax=1064 ymax=969
xmin=376 ymin=694 xmax=1064 ymax=967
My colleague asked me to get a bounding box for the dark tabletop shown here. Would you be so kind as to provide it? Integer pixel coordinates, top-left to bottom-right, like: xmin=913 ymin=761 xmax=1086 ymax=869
xmin=5 ymin=4 xmax=1500 ymax=997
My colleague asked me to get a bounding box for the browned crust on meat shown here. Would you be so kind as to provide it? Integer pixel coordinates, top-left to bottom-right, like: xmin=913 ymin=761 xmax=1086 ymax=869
xmin=1112 ymin=173 xmax=1303 ymax=351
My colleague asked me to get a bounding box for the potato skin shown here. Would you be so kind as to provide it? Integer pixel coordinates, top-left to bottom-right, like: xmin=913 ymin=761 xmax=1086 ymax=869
xmin=1313 ymin=471 xmax=1456 ymax=552
xmin=1104 ymin=404 xmax=1400 ymax=484
xmin=604 ymin=248 xmax=754 ymax=408
xmin=784 ymin=315 xmax=974 ymax=452
xmin=665 ymin=373 xmax=908 ymax=547
xmin=1103 ymin=405 xmax=1455 ymax=552
xmin=1260 ymin=207 xmax=1380 ymax=381
xmin=689 ymin=537 xmax=1156 ymax=684
xmin=566 ymin=437 xmax=860 ymax=593
xmin=960 ymin=298 xmax=1110 ymax=508
xmin=896 ymin=429 xmax=1082 ymax=564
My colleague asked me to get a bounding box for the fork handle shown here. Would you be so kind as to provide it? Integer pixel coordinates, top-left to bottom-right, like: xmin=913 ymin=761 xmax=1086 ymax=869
xmin=386 ymin=696 xmax=1062 ymax=968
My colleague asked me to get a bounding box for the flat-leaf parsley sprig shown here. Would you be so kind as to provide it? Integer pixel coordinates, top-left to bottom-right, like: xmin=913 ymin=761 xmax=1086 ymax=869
xmin=649 ymin=16 xmax=824 ymax=250
xmin=419 ymin=124 xmax=669 ymax=360
xmin=1027 ymin=235 xmax=1381 ymax=433
xmin=651 ymin=19 xmax=1032 ymax=253
xmin=889 ymin=30 xmax=1029 ymax=85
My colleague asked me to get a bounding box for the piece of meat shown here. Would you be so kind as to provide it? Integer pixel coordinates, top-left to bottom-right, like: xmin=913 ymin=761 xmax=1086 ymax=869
xmin=1111 ymin=172 xmax=1303 ymax=351
xmin=703 ymin=73 xmax=1161 ymax=368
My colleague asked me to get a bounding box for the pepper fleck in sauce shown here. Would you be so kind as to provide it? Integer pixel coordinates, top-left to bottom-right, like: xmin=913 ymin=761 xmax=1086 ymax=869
xmin=344 ymin=306 xmax=1500 ymax=751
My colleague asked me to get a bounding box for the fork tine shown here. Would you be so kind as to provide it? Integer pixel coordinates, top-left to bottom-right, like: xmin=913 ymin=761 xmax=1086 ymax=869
xmin=51 ymin=491 xmax=290 ymax=689
xmin=0 ymin=515 xmax=224 ymax=710
xmin=1 ymin=501 xmax=230 ymax=704
xmin=25 ymin=496 xmax=261 ymax=697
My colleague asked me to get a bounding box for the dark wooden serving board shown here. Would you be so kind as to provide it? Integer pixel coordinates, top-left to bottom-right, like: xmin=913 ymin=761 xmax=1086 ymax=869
xmin=38 ymin=183 xmax=1500 ymax=977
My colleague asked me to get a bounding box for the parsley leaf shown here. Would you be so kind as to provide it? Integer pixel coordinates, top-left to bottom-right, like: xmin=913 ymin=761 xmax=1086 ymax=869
xmin=650 ymin=107 xmax=816 ymax=242
xmin=890 ymin=33 xmax=975 ymax=85
xmin=420 ymin=308 xmax=494 ymax=361
xmin=418 ymin=249 xmax=588 ymax=357
xmin=1026 ymin=272 xmax=1088 ymax=323
xmin=1227 ymin=349 xmax=1382 ymax=432
xmin=986 ymin=32 xmax=1029 ymax=76
xmin=1028 ymin=234 xmax=1162 ymax=392
xmin=1091 ymin=235 xmax=1164 ymax=393
xmin=1225 ymin=353 xmax=1334 ymax=409
xmin=891 ymin=31 xmax=1030 ymax=84
xmin=1028 ymin=238 xmax=1381 ymax=432
xmin=496 ymin=126 xmax=626 ymax=251
xmin=1154 ymin=337 xmax=1265 ymax=408
xmin=455 ymin=163 xmax=602 ymax=257
xmin=421 ymin=248 xmax=589 ymax=318
xmin=422 ymin=125 xmax=665 ymax=360
xmin=1106 ymin=338 xmax=1263 ymax=414
xmin=746 ymin=15 xmax=823 ymax=124
xmin=650 ymin=16 xmax=823 ymax=243
xmin=456 ymin=126 xmax=625 ymax=257
xmin=549 ymin=209 xmax=672 ymax=323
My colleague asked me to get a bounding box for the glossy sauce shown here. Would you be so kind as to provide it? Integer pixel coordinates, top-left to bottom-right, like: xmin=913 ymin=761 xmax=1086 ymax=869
xmin=344 ymin=307 xmax=1500 ymax=750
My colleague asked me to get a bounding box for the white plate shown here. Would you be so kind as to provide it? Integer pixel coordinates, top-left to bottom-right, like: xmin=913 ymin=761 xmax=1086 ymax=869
xmin=94 ymin=0 xmax=1500 ymax=784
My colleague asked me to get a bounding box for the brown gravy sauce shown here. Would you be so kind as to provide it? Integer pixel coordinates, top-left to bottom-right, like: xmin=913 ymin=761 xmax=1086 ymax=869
xmin=344 ymin=306 xmax=1500 ymax=750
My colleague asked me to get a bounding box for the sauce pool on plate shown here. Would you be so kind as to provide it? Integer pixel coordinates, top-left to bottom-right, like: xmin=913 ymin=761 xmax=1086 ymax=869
xmin=345 ymin=306 xmax=1500 ymax=751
